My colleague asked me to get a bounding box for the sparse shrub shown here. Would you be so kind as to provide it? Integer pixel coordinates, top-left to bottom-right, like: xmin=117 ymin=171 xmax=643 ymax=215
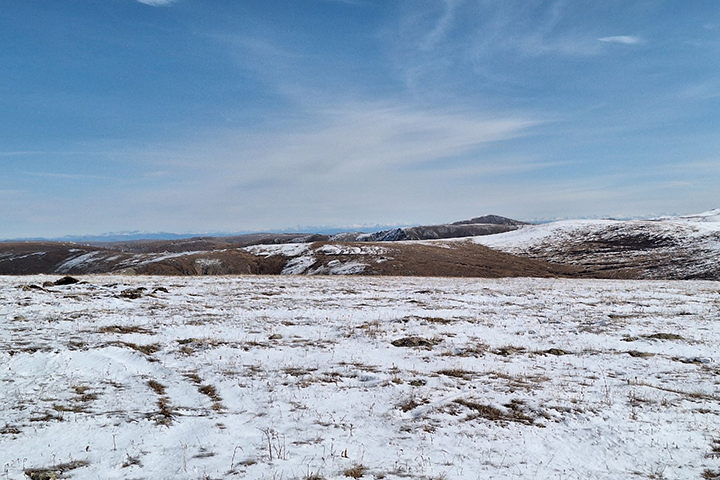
xmin=343 ymin=464 xmax=367 ymax=479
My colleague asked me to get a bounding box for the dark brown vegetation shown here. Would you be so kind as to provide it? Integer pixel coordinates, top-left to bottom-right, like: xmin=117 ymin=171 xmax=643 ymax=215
xmin=312 ymin=241 xmax=585 ymax=278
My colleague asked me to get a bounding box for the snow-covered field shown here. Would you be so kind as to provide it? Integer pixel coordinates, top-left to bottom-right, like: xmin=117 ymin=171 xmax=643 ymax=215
xmin=1 ymin=275 xmax=719 ymax=479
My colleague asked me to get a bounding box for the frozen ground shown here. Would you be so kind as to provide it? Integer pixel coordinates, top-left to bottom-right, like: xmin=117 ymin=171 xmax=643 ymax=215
xmin=1 ymin=275 xmax=719 ymax=480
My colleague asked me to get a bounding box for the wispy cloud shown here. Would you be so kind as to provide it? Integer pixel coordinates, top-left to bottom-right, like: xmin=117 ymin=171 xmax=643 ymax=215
xmin=314 ymin=0 xmax=367 ymax=6
xmin=679 ymin=82 xmax=720 ymax=100
xmin=422 ymin=0 xmax=462 ymax=50
xmin=136 ymin=0 xmax=176 ymax=6
xmin=22 ymin=172 xmax=111 ymax=180
xmin=124 ymin=100 xmax=545 ymax=229
xmin=0 ymin=150 xmax=108 ymax=157
xmin=207 ymin=101 xmax=539 ymax=176
xmin=598 ymin=36 xmax=643 ymax=45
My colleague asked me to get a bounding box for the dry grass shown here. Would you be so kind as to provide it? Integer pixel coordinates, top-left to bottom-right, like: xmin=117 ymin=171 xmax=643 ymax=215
xmin=436 ymin=368 xmax=475 ymax=379
xmin=343 ymin=464 xmax=367 ymax=478
xmin=303 ymin=473 xmax=325 ymax=480
xmin=122 ymin=455 xmax=142 ymax=468
xmin=112 ymin=341 xmax=161 ymax=356
xmin=98 ymin=325 xmax=152 ymax=334
xmin=24 ymin=460 xmax=89 ymax=480
xmin=644 ymin=332 xmax=684 ymax=341
xmin=626 ymin=350 xmax=655 ymax=358
xmin=494 ymin=345 xmax=526 ymax=356
xmin=708 ymin=438 xmax=720 ymax=458
xmin=543 ymin=348 xmax=571 ymax=356
xmin=283 ymin=366 xmax=318 ymax=377
xmin=53 ymin=403 xmax=88 ymax=413
xmin=403 ymin=315 xmax=453 ymax=325
xmin=147 ymin=380 xmax=166 ymax=395
xmin=72 ymin=384 xmax=98 ymax=402
xmin=397 ymin=396 xmax=428 ymax=413
xmin=391 ymin=336 xmax=441 ymax=348
xmin=487 ymin=370 xmax=549 ymax=391
xmin=1 ymin=425 xmax=21 ymax=435
xmin=156 ymin=396 xmax=173 ymax=425
xmin=454 ymin=398 xmax=536 ymax=426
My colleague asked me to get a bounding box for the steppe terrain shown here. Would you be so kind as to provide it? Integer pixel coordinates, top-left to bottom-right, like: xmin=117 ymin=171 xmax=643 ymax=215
xmin=1 ymin=211 xmax=718 ymax=280
xmin=1 ymin=275 xmax=719 ymax=479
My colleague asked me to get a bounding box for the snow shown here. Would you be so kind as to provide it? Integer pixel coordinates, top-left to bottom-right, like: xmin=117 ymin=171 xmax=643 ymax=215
xmin=244 ymin=243 xmax=311 ymax=258
xmin=195 ymin=258 xmax=222 ymax=267
xmin=468 ymin=216 xmax=720 ymax=279
xmin=281 ymin=255 xmax=317 ymax=275
xmin=1 ymin=275 xmax=719 ymax=479
xmin=0 ymin=251 xmax=48 ymax=262
xmin=309 ymin=260 xmax=368 ymax=275
xmin=473 ymin=212 xmax=720 ymax=253
xmin=56 ymin=251 xmax=104 ymax=273
xmin=251 ymin=243 xmax=389 ymax=275
xmin=674 ymin=209 xmax=720 ymax=231
xmin=469 ymin=219 xmax=616 ymax=251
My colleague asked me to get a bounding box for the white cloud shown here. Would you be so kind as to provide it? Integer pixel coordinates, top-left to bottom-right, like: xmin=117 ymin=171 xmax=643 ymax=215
xmin=118 ymin=100 xmax=544 ymax=230
xmin=598 ymin=36 xmax=643 ymax=45
xmin=136 ymin=0 xmax=176 ymax=6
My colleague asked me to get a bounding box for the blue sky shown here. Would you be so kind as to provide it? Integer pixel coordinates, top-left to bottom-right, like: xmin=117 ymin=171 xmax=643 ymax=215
xmin=1 ymin=0 xmax=718 ymax=238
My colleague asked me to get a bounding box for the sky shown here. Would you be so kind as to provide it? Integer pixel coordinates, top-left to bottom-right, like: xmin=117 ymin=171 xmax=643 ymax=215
xmin=1 ymin=0 xmax=719 ymax=238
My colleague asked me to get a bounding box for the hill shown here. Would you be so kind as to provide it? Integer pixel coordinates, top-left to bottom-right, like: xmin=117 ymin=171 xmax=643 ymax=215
xmin=1 ymin=211 xmax=718 ymax=280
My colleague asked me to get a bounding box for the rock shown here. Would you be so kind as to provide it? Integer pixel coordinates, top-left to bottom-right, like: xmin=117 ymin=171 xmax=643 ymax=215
xmin=54 ymin=276 xmax=80 ymax=286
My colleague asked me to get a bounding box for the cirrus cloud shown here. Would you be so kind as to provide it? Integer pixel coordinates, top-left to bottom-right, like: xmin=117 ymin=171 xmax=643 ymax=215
xmin=136 ymin=0 xmax=176 ymax=6
xmin=598 ymin=35 xmax=643 ymax=45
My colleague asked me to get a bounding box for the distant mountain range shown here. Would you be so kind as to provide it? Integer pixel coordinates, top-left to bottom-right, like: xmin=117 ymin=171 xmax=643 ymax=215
xmin=1 ymin=212 xmax=718 ymax=280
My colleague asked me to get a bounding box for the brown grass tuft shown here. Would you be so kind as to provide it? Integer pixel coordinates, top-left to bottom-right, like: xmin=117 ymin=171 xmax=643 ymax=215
xmin=343 ymin=464 xmax=367 ymax=479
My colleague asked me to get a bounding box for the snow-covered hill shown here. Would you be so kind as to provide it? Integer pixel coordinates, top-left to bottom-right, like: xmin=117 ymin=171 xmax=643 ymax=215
xmin=472 ymin=210 xmax=720 ymax=280
xmin=1 ymin=211 xmax=718 ymax=279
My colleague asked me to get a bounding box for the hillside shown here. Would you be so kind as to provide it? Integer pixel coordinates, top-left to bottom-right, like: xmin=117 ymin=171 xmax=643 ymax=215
xmin=1 ymin=211 xmax=719 ymax=280
xmin=472 ymin=210 xmax=720 ymax=280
